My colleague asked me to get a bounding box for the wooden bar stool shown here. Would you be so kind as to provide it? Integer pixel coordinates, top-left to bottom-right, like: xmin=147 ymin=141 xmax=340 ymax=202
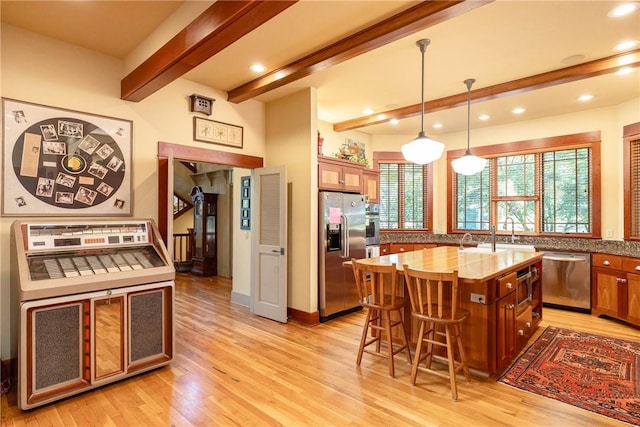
xmin=402 ymin=266 xmax=471 ymax=400
xmin=351 ymin=259 xmax=412 ymax=377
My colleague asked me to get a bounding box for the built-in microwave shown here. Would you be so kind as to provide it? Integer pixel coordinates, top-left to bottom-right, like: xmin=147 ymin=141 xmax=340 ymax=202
xmin=516 ymin=267 xmax=532 ymax=310
xmin=365 ymin=203 xmax=379 ymax=246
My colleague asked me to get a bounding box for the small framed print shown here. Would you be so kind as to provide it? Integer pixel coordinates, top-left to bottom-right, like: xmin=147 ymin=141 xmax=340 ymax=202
xmin=242 ymin=219 xmax=250 ymax=228
xmin=194 ymin=117 xmax=243 ymax=148
xmin=242 ymin=187 xmax=249 ymax=198
xmin=242 ymin=199 xmax=250 ymax=209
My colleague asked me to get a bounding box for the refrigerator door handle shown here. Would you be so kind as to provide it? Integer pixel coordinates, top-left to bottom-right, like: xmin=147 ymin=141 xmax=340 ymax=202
xmin=341 ymin=214 xmax=349 ymax=258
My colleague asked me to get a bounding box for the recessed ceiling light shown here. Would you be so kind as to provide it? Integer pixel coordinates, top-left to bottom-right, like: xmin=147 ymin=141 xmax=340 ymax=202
xmin=512 ymin=107 xmax=526 ymax=115
xmin=249 ymin=63 xmax=266 ymax=73
xmin=432 ymin=123 xmax=443 ymax=129
xmin=614 ymin=66 xmax=637 ymax=76
xmin=389 ymin=118 xmax=399 ymax=125
xmin=362 ymin=108 xmax=374 ymax=115
xmin=478 ymin=114 xmax=490 ymax=121
xmin=614 ymin=40 xmax=640 ymax=51
xmin=561 ymin=54 xmax=586 ymax=65
xmin=578 ymin=94 xmax=594 ymax=102
xmin=608 ymin=2 xmax=639 ymax=18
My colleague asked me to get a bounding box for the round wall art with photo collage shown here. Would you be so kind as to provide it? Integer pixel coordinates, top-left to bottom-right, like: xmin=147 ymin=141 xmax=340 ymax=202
xmin=2 ymin=99 xmax=132 ymax=216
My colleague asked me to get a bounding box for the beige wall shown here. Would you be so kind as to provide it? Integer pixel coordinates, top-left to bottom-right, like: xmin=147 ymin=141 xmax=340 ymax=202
xmin=0 ymin=24 xmax=265 ymax=359
xmin=371 ymin=100 xmax=640 ymax=238
xmin=265 ymin=88 xmax=317 ymax=313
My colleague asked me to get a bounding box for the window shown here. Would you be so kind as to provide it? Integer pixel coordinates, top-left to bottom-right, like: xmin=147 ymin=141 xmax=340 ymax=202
xmin=173 ymin=193 xmax=193 ymax=220
xmin=449 ymin=132 xmax=601 ymax=237
xmin=374 ymin=152 xmax=433 ymax=230
xmin=624 ymin=122 xmax=640 ymax=240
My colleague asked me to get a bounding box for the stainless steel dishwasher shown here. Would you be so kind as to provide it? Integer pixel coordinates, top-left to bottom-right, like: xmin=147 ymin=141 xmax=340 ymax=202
xmin=542 ymin=252 xmax=591 ymax=311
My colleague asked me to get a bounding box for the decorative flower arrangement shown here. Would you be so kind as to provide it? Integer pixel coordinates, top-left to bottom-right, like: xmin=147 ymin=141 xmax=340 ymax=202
xmin=335 ymin=138 xmax=368 ymax=167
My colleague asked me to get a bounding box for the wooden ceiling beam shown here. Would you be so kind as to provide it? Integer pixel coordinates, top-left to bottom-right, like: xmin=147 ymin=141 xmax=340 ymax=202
xmin=121 ymin=0 xmax=297 ymax=102
xmin=227 ymin=0 xmax=492 ymax=104
xmin=333 ymin=49 xmax=640 ymax=132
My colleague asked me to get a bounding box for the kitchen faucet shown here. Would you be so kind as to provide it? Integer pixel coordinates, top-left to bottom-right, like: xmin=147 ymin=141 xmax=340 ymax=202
xmin=505 ymin=217 xmax=516 ymax=243
xmin=459 ymin=233 xmax=473 ymax=250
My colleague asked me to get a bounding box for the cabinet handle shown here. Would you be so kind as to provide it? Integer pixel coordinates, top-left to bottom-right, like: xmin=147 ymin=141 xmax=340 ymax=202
xmin=506 ymin=282 xmax=514 ymax=289
xmin=400 ymin=248 xmax=405 ymax=252
xmin=635 ymin=266 xmax=640 ymax=271
xmin=603 ymin=260 xmax=610 ymax=266
xmin=525 ymin=321 xmax=531 ymax=328
xmin=617 ymin=278 xmax=628 ymax=284
xmin=506 ymin=304 xmax=515 ymax=310
xmin=518 ymin=330 xmax=524 ymax=336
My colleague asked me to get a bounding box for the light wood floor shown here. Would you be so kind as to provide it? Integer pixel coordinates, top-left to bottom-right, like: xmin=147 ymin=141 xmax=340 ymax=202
xmin=2 ymin=273 xmax=639 ymax=426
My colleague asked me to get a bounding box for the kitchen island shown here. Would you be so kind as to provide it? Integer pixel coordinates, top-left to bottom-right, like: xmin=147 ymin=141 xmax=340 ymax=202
xmin=349 ymin=245 xmax=544 ymax=375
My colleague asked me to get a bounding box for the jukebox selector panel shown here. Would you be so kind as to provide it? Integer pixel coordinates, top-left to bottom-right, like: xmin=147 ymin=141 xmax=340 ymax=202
xmin=26 ymin=222 xmax=149 ymax=251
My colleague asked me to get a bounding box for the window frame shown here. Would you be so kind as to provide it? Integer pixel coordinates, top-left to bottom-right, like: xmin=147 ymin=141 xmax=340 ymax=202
xmin=623 ymin=122 xmax=640 ymax=240
xmin=374 ymin=151 xmax=434 ymax=232
xmin=447 ymin=131 xmax=601 ymax=238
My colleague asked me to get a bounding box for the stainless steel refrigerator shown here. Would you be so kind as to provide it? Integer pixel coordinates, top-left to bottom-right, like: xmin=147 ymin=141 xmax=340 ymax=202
xmin=319 ymin=191 xmax=366 ymax=320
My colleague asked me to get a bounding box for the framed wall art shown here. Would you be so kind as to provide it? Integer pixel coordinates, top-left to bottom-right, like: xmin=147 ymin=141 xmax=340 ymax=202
xmin=2 ymin=98 xmax=133 ymax=216
xmin=240 ymin=175 xmax=251 ymax=230
xmin=193 ymin=117 xmax=243 ymax=148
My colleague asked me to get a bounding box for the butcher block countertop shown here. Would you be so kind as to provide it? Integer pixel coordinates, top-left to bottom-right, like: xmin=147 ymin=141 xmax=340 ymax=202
xmin=345 ymin=246 xmax=544 ymax=283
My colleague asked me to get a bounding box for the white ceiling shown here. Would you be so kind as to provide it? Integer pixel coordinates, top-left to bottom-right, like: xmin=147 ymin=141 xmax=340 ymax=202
xmin=2 ymin=0 xmax=639 ymax=136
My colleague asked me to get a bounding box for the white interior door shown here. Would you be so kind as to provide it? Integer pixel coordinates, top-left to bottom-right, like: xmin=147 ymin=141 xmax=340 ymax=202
xmin=250 ymin=166 xmax=287 ymax=322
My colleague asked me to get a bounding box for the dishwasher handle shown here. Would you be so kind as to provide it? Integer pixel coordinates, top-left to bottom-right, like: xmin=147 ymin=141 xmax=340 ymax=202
xmin=543 ymin=255 xmax=586 ymax=262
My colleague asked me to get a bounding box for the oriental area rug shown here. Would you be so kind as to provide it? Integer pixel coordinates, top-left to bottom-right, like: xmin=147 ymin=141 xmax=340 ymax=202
xmin=498 ymin=326 xmax=640 ymax=426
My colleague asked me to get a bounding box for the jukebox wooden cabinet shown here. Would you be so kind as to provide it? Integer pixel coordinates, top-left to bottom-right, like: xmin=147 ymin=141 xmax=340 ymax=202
xmin=191 ymin=192 xmax=218 ymax=277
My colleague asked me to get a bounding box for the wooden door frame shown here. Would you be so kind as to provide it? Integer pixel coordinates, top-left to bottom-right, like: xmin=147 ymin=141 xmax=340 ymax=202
xmin=157 ymin=141 xmax=263 ymax=243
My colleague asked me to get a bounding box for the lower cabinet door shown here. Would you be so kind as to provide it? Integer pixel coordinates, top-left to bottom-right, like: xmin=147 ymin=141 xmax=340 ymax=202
xmin=627 ymin=273 xmax=640 ymax=325
xmin=496 ymin=291 xmax=517 ymax=371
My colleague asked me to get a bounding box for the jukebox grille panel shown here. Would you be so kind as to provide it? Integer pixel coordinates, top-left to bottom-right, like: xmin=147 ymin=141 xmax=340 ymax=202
xmin=34 ymin=304 xmax=81 ymax=390
xmin=130 ymin=291 xmax=163 ymax=361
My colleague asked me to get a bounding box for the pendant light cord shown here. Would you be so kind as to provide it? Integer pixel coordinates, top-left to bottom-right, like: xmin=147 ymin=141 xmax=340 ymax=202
xmin=417 ymin=39 xmax=430 ymax=137
xmin=464 ymin=78 xmax=475 ymax=154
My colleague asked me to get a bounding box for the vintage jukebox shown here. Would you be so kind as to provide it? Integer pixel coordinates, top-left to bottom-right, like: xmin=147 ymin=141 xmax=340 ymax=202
xmin=10 ymin=219 xmax=175 ymax=409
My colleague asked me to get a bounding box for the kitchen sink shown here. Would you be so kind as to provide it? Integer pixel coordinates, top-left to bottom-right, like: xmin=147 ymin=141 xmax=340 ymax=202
xmin=476 ymin=243 xmax=536 ymax=252
xmin=459 ymin=246 xmax=508 ymax=253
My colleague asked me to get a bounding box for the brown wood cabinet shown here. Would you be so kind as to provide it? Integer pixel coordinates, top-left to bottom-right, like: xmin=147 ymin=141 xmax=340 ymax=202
xmin=496 ymin=290 xmax=517 ymax=371
xmin=389 ymin=243 xmax=414 ymax=254
xmin=318 ymin=156 xmax=362 ymax=193
xmin=379 ymin=243 xmax=390 ymax=255
xmin=362 ymin=169 xmax=380 ymax=203
xmin=592 ymin=253 xmax=640 ymax=326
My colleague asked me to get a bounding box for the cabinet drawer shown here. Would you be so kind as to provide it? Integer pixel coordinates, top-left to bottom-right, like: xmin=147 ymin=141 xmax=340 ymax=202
xmin=623 ymin=257 xmax=640 ymax=274
xmin=413 ymin=244 xmax=437 ymax=250
xmin=592 ymin=253 xmax=622 ymax=270
xmin=390 ymin=243 xmax=414 ymax=253
xmin=497 ymin=272 xmax=517 ymax=299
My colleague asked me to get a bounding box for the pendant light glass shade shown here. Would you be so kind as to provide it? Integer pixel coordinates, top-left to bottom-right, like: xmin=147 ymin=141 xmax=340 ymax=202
xmin=451 ymin=78 xmax=487 ymax=175
xmin=401 ymin=39 xmax=444 ymax=165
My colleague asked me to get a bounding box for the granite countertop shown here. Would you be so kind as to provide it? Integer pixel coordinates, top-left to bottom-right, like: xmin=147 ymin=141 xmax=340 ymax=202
xmin=380 ymin=233 xmax=640 ymax=258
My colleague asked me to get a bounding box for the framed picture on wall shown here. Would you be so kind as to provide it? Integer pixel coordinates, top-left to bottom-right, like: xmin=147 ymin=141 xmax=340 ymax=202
xmin=240 ymin=175 xmax=251 ymax=230
xmin=193 ymin=117 xmax=243 ymax=148
xmin=2 ymin=98 xmax=133 ymax=216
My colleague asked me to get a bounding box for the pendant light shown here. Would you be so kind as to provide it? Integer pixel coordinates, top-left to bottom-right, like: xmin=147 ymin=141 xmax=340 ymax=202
xmin=451 ymin=78 xmax=488 ymax=175
xmin=401 ymin=39 xmax=445 ymax=165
